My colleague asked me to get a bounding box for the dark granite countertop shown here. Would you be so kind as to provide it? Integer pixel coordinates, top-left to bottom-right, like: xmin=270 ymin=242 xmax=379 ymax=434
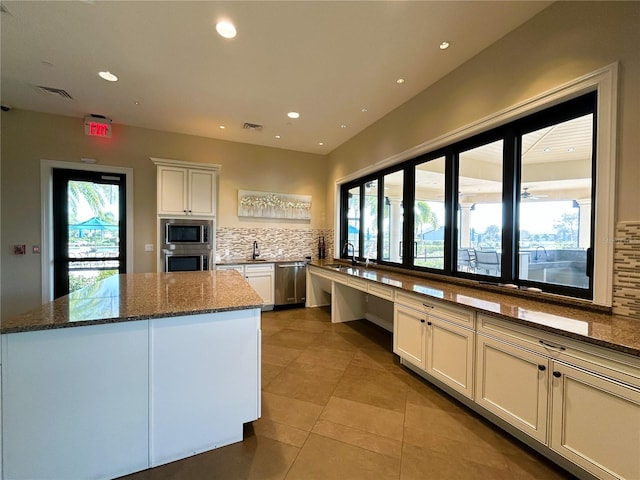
xmin=1 ymin=271 xmax=264 ymax=334
xmin=310 ymin=261 xmax=640 ymax=357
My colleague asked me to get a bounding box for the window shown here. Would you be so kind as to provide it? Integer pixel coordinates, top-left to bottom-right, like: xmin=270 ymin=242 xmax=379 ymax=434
xmin=340 ymin=92 xmax=597 ymax=300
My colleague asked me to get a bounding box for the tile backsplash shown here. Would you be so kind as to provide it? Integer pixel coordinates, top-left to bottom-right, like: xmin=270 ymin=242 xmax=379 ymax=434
xmin=613 ymin=221 xmax=640 ymax=319
xmin=216 ymin=227 xmax=334 ymax=261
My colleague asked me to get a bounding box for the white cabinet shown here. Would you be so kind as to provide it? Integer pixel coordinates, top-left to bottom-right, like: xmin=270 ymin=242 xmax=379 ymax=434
xmin=393 ymin=303 xmax=427 ymax=369
xmin=152 ymin=158 xmax=220 ymax=217
xmin=550 ymin=362 xmax=640 ymax=480
xmin=476 ymin=314 xmax=640 ymax=480
xmin=245 ymin=264 xmax=275 ymax=307
xmin=217 ymin=263 xmax=275 ymax=308
xmin=475 ymin=333 xmax=549 ymax=443
xmin=394 ymin=292 xmax=475 ymax=398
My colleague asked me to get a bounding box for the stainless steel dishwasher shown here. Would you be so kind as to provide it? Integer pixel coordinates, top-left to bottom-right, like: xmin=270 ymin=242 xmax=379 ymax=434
xmin=275 ymin=262 xmax=307 ymax=306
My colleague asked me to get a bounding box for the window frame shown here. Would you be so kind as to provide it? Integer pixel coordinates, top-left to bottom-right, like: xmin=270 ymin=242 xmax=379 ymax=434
xmin=336 ymin=64 xmax=617 ymax=306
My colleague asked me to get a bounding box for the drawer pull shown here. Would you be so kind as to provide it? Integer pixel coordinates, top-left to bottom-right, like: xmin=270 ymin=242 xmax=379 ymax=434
xmin=427 ymin=321 xmax=432 ymax=326
xmin=539 ymin=340 xmax=566 ymax=352
xmin=553 ymin=371 xmax=562 ymax=378
xmin=422 ymin=303 xmax=434 ymax=309
xmin=538 ymin=364 xmax=546 ymax=371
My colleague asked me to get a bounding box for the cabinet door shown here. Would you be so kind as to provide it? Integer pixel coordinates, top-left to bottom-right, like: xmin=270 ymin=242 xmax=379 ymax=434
xmin=426 ymin=318 xmax=474 ymax=399
xmin=188 ymin=169 xmax=216 ymax=216
xmin=550 ymin=362 xmax=640 ymax=480
xmin=157 ymin=166 xmax=188 ymax=215
xmin=475 ymin=334 xmax=549 ymax=443
xmin=393 ymin=304 xmax=426 ymax=370
xmin=245 ymin=270 xmax=274 ymax=305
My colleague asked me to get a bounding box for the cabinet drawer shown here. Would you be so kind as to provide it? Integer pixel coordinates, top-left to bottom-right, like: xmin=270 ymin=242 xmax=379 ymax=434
xmin=395 ymin=291 xmax=431 ymax=312
xmin=216 ymin=264 xmax=244 ymax=273
xmin=245 ymin=263 xmax=274 ymax=273
xmin=347 ymin=276 xmax=368 ymax=292
xmin=309 ymin=266 xmax=334 ymax=281
xmin=430 ymin=302 xmax=475 ymax=328
xmin=368 ymin=283 xmax=394 ymax=301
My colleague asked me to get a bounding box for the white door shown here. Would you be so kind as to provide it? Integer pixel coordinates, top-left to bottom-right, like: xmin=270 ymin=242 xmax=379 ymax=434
xmin=246 ymin=271 xmax=274 ymax=306
xmin=550 ymin=362 xmax=640 ymax=480
xmin=426 ymin=318 xmax=475 ymax=398
xmin=188 ymin=169 xmax=216 ymax=216
xmin=157 ymin=166 xmax=188 ymax=215
xmin=475 ymin=334 xmax=549 ymax=443
xmin=393 ymin=304 xmax=426 ymax=370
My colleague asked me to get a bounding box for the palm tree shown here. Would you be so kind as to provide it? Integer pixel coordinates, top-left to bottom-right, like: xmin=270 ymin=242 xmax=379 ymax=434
xmin=414 ymin=200 xmax=438 ymax=235
xmin=68 ymin=181 xmax=115 ymax=224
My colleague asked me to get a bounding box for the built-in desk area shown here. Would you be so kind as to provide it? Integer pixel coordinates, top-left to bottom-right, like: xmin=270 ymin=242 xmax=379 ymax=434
xmin=306 ymin=260 xmax=640 ymax=480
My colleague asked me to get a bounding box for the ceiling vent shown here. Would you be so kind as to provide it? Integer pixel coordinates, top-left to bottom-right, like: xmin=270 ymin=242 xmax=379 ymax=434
xmin=242 ymin=122 xmax=263 ymax=131
xmin=35 ymin=85 xmax=74 ymax=100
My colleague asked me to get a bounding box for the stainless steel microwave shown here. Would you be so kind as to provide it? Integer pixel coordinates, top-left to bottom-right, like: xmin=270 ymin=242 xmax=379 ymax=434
xmin=161 ymin=218 xmax=213 ymax=249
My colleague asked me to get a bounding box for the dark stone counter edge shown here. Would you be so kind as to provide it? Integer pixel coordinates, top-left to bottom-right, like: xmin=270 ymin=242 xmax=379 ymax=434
xmin=0 ymin=303 xmax=264 ymax=335
xmin=311 ymin=263 xmax=640 ymax=358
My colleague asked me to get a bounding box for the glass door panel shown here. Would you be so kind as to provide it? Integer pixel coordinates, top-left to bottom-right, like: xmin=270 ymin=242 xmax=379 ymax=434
xmin=457 ymin=140 xmax=504 ymax=277
xmin=382 ymin=171 xmax=404 ymax=263
xmin=413 ymin=156 xmax=445 ymax=269
xmin=346 ymin=186 xmax=360 ymax=258
xmin=53 ymin=170 xmax=126 ymax=298
xmin=363 ymin=180 xmax=379 ymax=261
xmin=518 ymin=114 xmax=593 ymax=290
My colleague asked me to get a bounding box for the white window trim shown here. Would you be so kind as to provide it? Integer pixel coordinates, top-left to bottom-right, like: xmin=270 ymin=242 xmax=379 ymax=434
xmin=335 ymin=63 xmax=618 ymax=306
xmin=40 ymin=160 xmax=134 ymax=303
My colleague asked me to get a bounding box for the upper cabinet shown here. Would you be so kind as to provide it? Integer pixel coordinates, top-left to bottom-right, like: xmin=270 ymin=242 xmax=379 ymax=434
xmin=152 ymin=158 xmax=220 ymax=217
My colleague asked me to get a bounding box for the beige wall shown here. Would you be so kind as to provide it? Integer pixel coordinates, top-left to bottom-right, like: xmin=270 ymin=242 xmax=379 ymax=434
xmin=326 ymin=1 xmax=640 ymax=225
xmin=0 ymin=111 xmax=326 ymax=317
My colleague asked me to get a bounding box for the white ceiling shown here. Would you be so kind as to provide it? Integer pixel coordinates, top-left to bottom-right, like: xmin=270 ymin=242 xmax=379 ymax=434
xmin=1 ymin=1 xmax=551 ymax=154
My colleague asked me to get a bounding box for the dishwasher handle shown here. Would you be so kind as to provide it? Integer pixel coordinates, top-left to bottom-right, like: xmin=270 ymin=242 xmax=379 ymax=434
xmin=278 ymin=263 xmax=304 ymax=268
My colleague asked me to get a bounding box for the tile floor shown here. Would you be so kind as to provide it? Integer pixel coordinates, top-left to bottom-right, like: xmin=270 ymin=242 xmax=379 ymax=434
xmin=120 ymin=306 xmax=577 ymax=480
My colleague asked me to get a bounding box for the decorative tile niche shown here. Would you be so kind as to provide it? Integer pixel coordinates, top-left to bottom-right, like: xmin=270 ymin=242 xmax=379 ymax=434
xmin=613 ymin=222 xmax=640 ymax=319
xmin=216 ymin=227 xmax=334 ymax=261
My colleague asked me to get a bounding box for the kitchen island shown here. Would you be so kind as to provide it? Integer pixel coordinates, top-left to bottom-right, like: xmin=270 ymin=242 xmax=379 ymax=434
xmin=1 ymin=271 xmax=263 ymax=480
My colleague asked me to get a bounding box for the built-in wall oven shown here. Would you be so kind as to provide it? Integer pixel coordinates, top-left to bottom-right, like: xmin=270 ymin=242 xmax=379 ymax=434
xmin=163 ymin=249 xmax=211 ymax=272
xmin=161 ymin=218 xmax=213 ymax=272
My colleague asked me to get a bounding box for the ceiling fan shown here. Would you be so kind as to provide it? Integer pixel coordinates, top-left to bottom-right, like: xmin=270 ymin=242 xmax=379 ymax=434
xmin=521 ymin=187 xmax=548 ymax=200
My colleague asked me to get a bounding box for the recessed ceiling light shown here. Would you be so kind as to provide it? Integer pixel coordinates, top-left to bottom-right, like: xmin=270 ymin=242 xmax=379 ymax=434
xmin=98 ymin=71 xmax=118 ymax=82
xmin=134 ymin=101 xmax=141 ymax=106
xmin=318 ymin=142 xmax=324 ymax=146
xmin=439 ymin=41 xmax=450 ymax=50
xmin=216 ymin=20 xmax=237 ymax=39
xmin=396 ymin=78 xmax=405 ymax=84
xmin=275 ymin=135 xmax=281 ymax=139
xmin=340 ymin=124 xmax=347 ymax=129
xmin=361 ymin=107 xmax=368 ymax=113
xmin=219 ymin=125 xmax=225 ymax=129
xmin=287 ymin=111 xmax=300 ymax=119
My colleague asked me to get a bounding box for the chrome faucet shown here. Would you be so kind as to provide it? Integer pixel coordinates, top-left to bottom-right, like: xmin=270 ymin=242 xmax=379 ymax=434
xmin=534 ymin=246 xmax=547 ymax=262
xmin=252 ymin=240 xmax=260 ymax=260
xmin=343 ymin=241 xmax=356 ymax=266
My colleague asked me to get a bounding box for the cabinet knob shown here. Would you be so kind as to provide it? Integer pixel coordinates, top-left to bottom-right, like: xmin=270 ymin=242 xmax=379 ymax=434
xmin=427 ymin=321 xmax=432 ymax=326
xmin=420 ymin=319 xmax=425 ymax=323
xmin=538 ymin=364 xmax=546 ymax=371
xmin=553 ymin=371 xmax=562 ymax=378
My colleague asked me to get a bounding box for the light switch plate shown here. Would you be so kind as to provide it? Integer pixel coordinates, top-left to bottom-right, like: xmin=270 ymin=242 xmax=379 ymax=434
xmin=144 ymin=244 xmax=154 ymax=252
